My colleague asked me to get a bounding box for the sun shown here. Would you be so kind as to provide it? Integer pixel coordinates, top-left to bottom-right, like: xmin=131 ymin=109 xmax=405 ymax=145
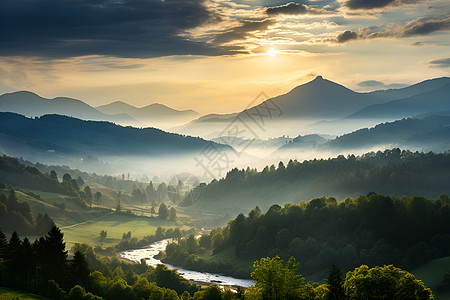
xmin=267 ymin=48 xmax=278 ymax=57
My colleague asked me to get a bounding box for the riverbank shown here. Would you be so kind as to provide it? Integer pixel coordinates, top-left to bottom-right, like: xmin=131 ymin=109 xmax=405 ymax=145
xmin=119 ymin=239 xmax=254 ymax=288
xmin=160 ymin=246 xmax=253 ymax=280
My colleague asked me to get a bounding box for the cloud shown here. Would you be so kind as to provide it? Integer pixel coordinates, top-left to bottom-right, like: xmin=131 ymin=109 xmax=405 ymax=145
xmin=265 ymin=2 xmax=330 ymax=15
xmin=336 ymin=30 xmax=359 ymax=43
xmin=329 ymin=17 xmax=450 ymax=43
xmin=356 ymin=80 xmax=408 ymax=89
xmin=430 ymin=58 xmax=450 ymax=68
xmin=0 ymin=0 xmax=247 ymax=59
xmin=358 ymin=80 xmax=384 ymax=87
xmin=213 ymin=19 xmax=275 ymax=45
xmin=344 ymin=0 xmax=417 ymax=10
xmin=401 ymin=17 xmax=450 ymax=37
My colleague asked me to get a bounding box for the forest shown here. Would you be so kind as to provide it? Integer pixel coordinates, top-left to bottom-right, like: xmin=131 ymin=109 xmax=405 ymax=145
xmin=0 ymin=151 xmax=449 ymax=298
xmin=0 ymin=225 xmax=436 ymax=300
xmin=164 ymin=193 xmax=450 ymax=282
xmin=194 ymin=149 xmax=450 ymax=214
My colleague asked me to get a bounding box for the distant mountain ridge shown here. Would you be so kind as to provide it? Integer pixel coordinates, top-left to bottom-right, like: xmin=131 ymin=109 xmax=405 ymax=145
xmin=96 ymin=100 xmax=199 ymax=123
xmin=347 ymin=83 xmax=450 ymax=120
xmin=177 ymin=76 xmax=450 ymax=138
xmin=0 ymin=91 xmax=200 ymax=129
xmin=0 ymin=91 xmax=141 ymax=125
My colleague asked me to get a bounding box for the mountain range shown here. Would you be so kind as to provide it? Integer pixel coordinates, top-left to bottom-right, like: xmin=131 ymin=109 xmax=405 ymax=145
xmin=176 ymin=76 xmax=450 ymax=138
xmin=96 ymin=101 xmax=199 ymax=127
xmin=1 ymin=76 xmax=449 ymax=139
xmin=276 ymin=115 xmax=450 ymax=155
xmin=0 ymin=91 xmax=199 ymax=129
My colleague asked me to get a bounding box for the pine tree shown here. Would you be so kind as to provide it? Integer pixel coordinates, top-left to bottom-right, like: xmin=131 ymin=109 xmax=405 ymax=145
xmin=70 ymin=250 xmax=90 ymax=287
xmin=325 ymin=264 xmax=345 ymax=300
xmin=42 ymin=225 xmax=68 ymax=284
xmin=7 ymin=231 xmax=21 ymax=288
xmin=0 ymin=228 xmax=8 ymax=285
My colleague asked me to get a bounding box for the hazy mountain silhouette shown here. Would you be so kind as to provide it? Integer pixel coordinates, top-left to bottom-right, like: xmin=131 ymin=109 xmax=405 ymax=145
xmin=177 ymin=76 xmax=450 ymax=138
xmin=96 ymin=101 xmax=199 ymax=125
xmin=0 ymin=113 xmax=229 ymax=158
xmin=0 ymin=91 xmax=141 ymax=126
xmin=367 ymin=77 xmax=450 ymax=101
xmin=325 ymin=115 xmax=450 ymax=150
xmin=247 ymin=76 xmax=379 ymax=119
xmin=346 ymin=83 xmax=450 ymax=120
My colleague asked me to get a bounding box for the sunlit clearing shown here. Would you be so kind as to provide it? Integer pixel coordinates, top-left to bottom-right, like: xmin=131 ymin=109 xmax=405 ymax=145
xmin=268 ymin=48 xmax=278 ymax=57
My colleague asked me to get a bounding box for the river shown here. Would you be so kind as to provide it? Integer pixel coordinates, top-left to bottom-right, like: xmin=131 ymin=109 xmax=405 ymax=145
xmin=119 ymin=239 xmax=254 ymax=288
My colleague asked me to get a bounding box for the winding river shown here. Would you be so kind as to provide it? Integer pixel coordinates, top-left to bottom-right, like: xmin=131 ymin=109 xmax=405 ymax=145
xmin=119 ymin=239 xmax=254 ymax=288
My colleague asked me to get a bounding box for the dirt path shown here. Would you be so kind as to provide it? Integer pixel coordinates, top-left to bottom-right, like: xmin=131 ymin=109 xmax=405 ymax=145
xmin=60 ymin=212 xmax=113 ymax=229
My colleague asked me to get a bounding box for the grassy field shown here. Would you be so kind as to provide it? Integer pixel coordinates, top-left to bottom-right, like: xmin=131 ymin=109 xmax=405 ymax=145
xmin=0 ymin=188 xmax=107 ymax=227
xmin=413 ymin=256 xmax=450 ymax=299
xmin=0 ymin=287 xmax=48 ymax=300
xmin=61 ymin=212 xmax=183 ymax=250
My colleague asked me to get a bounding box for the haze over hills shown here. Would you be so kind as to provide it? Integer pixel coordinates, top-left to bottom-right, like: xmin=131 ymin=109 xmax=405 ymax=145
xmin=176 ymin=76 xmax=450 ymax=138
xmin=0 ymin=91 xmax=142 ymax=126
xmin=347 ymin=83 xmax=450 ymax=120
xmin=0 ymin=91 xmax=201 ymax=130
xmin=96 ymin=100 xmax=200 ymax=129
xmin=367 ymin=77 xmax=450 ymax=101
xmin=276 ymin=116 xmax=450 ymax=159
xmin=0 ymin=112 xmax=231 ymax=175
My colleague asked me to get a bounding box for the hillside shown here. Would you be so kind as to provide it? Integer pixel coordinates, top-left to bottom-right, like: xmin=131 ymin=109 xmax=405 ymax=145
xmin=183 ymin=149 xmax=450 ymax=215
xmin=325 ymin=116 xmax=450 ymax=151
xmin=0 ymin=112 xmax=229 ymax=157
xmin=164 ymin=193 xmax=450 ymax=284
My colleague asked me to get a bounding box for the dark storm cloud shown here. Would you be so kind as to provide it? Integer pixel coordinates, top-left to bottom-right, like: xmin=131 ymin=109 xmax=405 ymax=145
xmin=344 ymin=0 xmax=417 ymax=10
xmin=330 ymin=17 xmax=450 ymax=43
xmin=266 ymin=2 xmax=328 ymax=15
xmin=430 ymin=58 xmax=450 ymax=68
xmin=213 ymin=19 xmax=275 ymax=45
xmin=0 ymin=0 xmax=247 ymax=58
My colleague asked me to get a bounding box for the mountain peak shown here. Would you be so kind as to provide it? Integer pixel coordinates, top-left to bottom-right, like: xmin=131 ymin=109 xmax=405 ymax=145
xmin=314 ymin=75 xmax=324 ymax=80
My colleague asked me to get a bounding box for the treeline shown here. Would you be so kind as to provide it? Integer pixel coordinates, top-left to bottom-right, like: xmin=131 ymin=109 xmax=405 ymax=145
xmin=0 ymin=225 xmax=436 ymax=300
xmin=114 ymin=226 xmax=194 ymax=252
xmin=0 ymin=155 xmax=82 ymax=197
xmin=244 ymin=256 xmax=433 ymax=300
xmin=16 ymin=155 xmax=191 ymax=206
xmin=164 ymin=193 xmax=450 ymax=281
xmin=196 ymin=149 xmax=450 ymax=213
xmin=0 ymin=188 xmax=54 ymax=235
xmin=0 ymin=225 xmax=246 ymax=300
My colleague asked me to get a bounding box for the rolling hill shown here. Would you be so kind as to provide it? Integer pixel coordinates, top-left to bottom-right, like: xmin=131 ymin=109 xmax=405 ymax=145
xmin=325 ymin=116 xmax=450 ymax=151
xmin=0 ymin=112 xmax=228 ymax=156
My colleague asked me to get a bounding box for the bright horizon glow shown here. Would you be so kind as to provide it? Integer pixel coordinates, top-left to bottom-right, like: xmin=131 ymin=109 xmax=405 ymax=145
xmin=0 ymin=0 xmax=448 ymax=114
xmin=268 ymin=48 xmax=278 ymax=57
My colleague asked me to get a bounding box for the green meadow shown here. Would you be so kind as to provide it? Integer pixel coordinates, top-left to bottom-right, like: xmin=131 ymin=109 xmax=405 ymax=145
xmin=61 ymin=213 xmax=182 ymax=250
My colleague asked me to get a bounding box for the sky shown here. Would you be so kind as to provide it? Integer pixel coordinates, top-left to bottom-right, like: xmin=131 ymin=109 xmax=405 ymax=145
xmin=0 ymin=0 xmax=449 ymax=114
